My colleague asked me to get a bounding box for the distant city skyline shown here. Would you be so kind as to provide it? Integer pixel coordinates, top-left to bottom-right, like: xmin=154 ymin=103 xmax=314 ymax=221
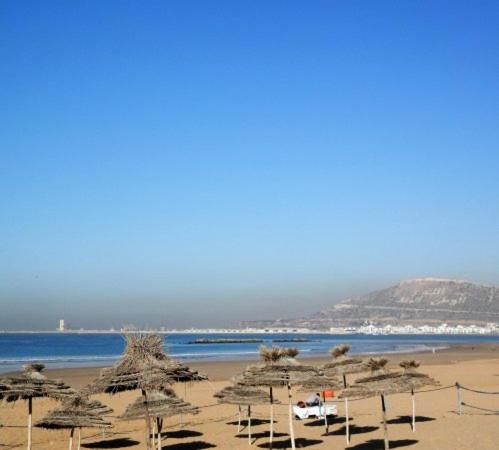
xmin=1 ymin=1 xmax=499 ymax=330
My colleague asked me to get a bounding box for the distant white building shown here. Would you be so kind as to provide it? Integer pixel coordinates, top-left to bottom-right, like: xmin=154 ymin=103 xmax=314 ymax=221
xmin=58 ymin=319 xmax=67 ymax=331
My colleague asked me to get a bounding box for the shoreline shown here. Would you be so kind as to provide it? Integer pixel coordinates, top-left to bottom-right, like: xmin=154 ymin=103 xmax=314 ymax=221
xmin=38 ymin=342 xmax=499 ymax=387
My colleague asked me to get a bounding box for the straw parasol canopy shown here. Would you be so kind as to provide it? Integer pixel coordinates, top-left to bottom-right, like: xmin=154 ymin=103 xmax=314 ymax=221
xmin=0 ymin=363 xmax=75 ymax=450
xmin=0 ymin=363 xmax=75 ymax=402
xmin=85 ymin=333 xmax=205 ymax=450
xmin=340 ymin=358 xmax=411 ymax=450
xmin=215 ymin=385 xmax=276 ymax=406
xmin=398 ymin=360 xmax=439 ymax=432
xmin=320 ymin=344 xmax=368 ymax=443
xmin=235 ymin=347 xmax=321 ymax=450
xmin=215 ymin=384 xmax=279 ymax=446
xmin=36 ymin=396 xmax=113 ymax=429
xmin=120 ymin=389 xmax=199 ymax=450
xmin=36 ymin=396 xmax=112 ymax=450
xmin=86 ymin=334 xmax=205 ymax=396
xmin=120 ymin=390 xmax=199 ymax=421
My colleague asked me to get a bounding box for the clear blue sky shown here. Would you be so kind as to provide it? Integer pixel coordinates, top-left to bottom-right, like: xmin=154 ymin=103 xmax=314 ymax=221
xmin=1 ymin=1 xmax=498 ymax=330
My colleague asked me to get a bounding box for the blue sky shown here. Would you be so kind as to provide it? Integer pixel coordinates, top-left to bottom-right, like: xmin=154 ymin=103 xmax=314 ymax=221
xmin=1 ymin=1 xmax=498 ymax=329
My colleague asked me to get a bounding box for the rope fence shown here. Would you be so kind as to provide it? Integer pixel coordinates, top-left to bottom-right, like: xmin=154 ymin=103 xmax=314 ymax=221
xmin=455 ymin=382 xmax=499 ymax=415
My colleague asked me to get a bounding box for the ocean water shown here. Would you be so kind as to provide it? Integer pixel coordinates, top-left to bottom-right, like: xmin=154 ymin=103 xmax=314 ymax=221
xmin=1 ymin=332 xmax=498 ymax=374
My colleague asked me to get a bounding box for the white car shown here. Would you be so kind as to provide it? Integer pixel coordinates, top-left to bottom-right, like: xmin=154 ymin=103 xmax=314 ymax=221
xmin=293 ymin=403 xmax=337 ymax=420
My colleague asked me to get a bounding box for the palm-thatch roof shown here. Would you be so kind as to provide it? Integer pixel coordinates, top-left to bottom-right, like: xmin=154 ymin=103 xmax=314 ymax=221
xmin=120 ymin=390 xmax=199 ymax=421
xmin=321 ymin=344 xmax=367 ymax=376
xmin=236 ymin=347 xmax=320 ymax=388
xmin=339 ymin=358 xmax=437 ymax=399
xmin=86 ymin=334 xmax=206 ymax=395
xmin=214 ymin=385 xmax=278 ymax=406
xmin=297 ymin=374 xmax=343 ymax=393
xmin=0 ymin=364 xmax=75 ymax=402
xmin=35 ymin=396 xmax=113 ymax=430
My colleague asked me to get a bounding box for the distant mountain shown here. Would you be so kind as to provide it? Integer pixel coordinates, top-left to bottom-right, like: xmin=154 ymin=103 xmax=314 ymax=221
xmin=241 ymin=278 xmax=499 ymax=330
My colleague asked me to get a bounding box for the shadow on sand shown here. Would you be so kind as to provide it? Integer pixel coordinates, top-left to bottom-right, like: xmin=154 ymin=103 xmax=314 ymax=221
xmin=82 ymin=438 xmax=140 ymax=448
xmin=304 ymin=416 xmax=350 ymax=427
xmin=329 ymin=425 xmax=379 ymax=436
xmin=227 ymin=418 xmax=271 ymax=426
xmin=235 ymin=431 xmax=288 ymax=440
xmin=347 ymin=439 xmax=418 ymax=449
xmin=159 ymin=441 xmax=216 ymax=450
xmin=387 ymin=416 xmax=435 ymax=425
xmin=162 ymin=430 xmax=203 ymax=439
xmin=257 ymin=438 xmax=323 ymax=449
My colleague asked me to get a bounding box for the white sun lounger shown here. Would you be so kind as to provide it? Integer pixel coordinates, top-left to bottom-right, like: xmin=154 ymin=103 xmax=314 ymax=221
xmin=293 ymin=403 xmax=337 ymax=420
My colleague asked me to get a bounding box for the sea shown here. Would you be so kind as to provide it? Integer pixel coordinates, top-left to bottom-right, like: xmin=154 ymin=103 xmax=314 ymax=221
xmin=1 ymin=332 xmax=498 ymax=374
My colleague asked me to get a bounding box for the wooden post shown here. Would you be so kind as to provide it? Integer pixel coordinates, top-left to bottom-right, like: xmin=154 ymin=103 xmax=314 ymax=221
xmin=343 ymin=374 xmax=350 ymax=445
xmin=411 ymin=388 xmax=416 ymax=432
xmin=322 ymin=392 xmax=328 ymax=435
xmin=381 ymin=395 xmax=389 ymax=450
xmin=269 ymin=387 xmax=274 ymax=449
xmin=69 ymin=428 xmax=74 ymax=450
xmin=287 ymin=382 xmax=296 ymax=450
xmin=141 ymin=389 xmax=152 ymax=450
xmin=237 ymin=405 xmax=242 ymax=432
xmin=152 ymin=419 xmax=156 ymax=449
xmin=248 ymin=405 xmax=252 ymax=445
xmin=27 ymin=397 xmax=33 ymax=450
xmin=456 ymin=383 xmax=462 ymax=415
xmin=157 ymin=417 xmax=162 ymax=450
xmin=77 ymin=428 xmax=81 ymax=450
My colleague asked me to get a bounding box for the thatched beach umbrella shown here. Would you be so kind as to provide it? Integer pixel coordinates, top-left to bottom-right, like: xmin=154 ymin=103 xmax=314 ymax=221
xmin=215 ymin=384 xmax=276 ymax=445
xmin=398 ymin=360 xmax=438 ymax=432
xmin=340 ymin=358 xmax=415 ymax=450
xmin=0 ymin=363 xmax=75 ymax=450
xmin=297 ymin=374 xmax=342 ymax=435
xmin=237 ymin=348 xmax=319 ymax=450
xmin=120 ymin=389 xmax=199 ymax=450
xmin=321 ymin=344 xmax=367 ymax=444
xmin=36 ymin=395 xmax=112 ymax=450
xmin=86 ymin=334 xmax=205 ymax=450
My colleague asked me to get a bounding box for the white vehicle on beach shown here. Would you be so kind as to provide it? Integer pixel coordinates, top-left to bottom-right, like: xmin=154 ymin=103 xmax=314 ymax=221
xmin=293 ymin=403 xmax=337 ymax=420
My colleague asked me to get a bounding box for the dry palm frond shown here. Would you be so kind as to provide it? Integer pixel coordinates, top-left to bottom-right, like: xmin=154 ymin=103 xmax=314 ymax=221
xmin=283 ymin=348 xmax=299 ymax=358
xmin=399 ymin=360 xmax=420 ymax=372
xmin=365 ymin=358 xmax=388 ymax=374
xmin=330 ymin=344 xmax=351 ymax=359
xmin=259 ymin=346 xmax=284 ymax=364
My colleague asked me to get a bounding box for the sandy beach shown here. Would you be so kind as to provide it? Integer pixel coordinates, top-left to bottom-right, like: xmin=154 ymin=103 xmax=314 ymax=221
xmin=1 ymin=344 xmax=498 ymax=449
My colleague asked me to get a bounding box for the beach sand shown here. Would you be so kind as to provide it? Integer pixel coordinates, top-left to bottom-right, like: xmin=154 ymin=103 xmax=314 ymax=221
xmin=1 ymin=344 xmax=498 ymax=449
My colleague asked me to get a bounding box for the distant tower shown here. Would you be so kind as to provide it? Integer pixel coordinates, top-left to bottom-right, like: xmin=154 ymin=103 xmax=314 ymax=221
xmin=58 ymin=319 xmax=66 ymax=331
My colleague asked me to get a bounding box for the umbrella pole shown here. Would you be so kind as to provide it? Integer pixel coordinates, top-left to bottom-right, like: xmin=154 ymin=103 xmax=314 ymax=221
xmin=157 ymin=417 xmax=162 ymax=450
xmin=269 ymin=387 xmax=274 ymax=449
xmin=411 ymin=388 xmax=416 ymax=432
xmin=287 ymin=382 xmax=296 ymax=450
xmin=237 ymin=405 xmax=242 ymax=433
xmin=69 ymin=428 xmax=74 ymax=450
xmin=343 ymin=374 xmax=350 ymax=445
xmin=321 ymin=394 xmax=328 ymax=435
xmin=248 ymin=405 xmax=252 ymax=445
xmin=152 ymin=419 xmax=156 ymax=449
xmin=381 ymin=394 xmax=389 ymax=450
xmin=77 ymin=428 xmax=81 ymax=450
xmin=141 ymin=389 xmax=152 ymax=450
xmin=27 ymin=397 xmax=33 ymax=450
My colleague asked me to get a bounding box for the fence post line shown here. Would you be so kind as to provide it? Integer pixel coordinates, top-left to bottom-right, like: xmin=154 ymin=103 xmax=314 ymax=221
xmin=456 ymin=383 xmax=462 ymax=415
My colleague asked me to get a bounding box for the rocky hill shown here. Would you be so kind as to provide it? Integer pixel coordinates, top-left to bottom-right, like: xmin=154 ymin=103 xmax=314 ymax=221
xmin=242 ymin=278 xmax=499 ymax=330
